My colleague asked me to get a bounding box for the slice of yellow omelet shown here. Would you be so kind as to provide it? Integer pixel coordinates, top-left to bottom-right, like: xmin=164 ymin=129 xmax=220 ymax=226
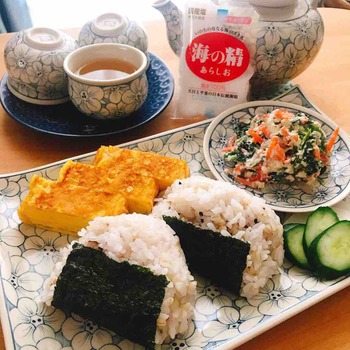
xmin=18 ymin=147 xmax=190 ymax=236
xmin=18 ymin=173 xmax=128 ymax=235
xmin=93 ymin=146 xmax=190 ymax=191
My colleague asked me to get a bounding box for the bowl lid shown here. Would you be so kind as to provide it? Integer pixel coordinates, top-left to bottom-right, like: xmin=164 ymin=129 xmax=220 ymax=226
xmin=24 ymin=28 xmax=65 ymax=50
xmin=91 ymin=13 xmax=128 ymax=36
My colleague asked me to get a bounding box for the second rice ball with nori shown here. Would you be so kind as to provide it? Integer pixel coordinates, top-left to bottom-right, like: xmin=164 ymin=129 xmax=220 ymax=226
xmin=41 ymin=214 xmax=197 ymax=347
xmin=152 ymin=176 xmax=284 ymax=298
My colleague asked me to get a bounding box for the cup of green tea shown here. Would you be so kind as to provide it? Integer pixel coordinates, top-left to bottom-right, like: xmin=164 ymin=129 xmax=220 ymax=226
xmin=63 ymin=43 xmax=148 ymax=119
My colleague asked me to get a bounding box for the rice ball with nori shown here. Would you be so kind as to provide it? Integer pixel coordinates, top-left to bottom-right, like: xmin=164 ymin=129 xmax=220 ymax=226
xmin=152 ymin=176 xmax=284 ymax=299
xmin=42 ymin=214 xmax=197 ymax=347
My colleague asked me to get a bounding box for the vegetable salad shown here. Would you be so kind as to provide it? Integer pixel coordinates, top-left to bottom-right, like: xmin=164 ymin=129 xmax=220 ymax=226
xmin=222 ymin=109 xmax=339 ymax=189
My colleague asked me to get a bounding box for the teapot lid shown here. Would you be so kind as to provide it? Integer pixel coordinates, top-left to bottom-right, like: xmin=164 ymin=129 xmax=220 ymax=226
xmin=248 ymin=0 xmax=297 ymax=7
xmin=250 ymin=0 xmax=308 ymax=22
xmin=91 ymin=13 xmax=128 ymax=37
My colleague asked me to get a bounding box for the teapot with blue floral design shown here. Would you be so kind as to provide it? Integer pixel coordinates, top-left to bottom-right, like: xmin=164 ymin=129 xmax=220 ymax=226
xmin=153 ymin=0 xmax=324 ymax=91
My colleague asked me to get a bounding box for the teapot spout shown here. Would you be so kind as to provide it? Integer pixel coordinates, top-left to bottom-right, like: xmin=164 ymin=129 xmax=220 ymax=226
xmin=308 ymin=0 xmax=318 ymax=9
xmin=152 ymin=0 xmax=183 ymax=56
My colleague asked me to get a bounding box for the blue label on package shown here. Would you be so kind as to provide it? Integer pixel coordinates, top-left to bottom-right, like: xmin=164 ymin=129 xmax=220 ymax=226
xmin=217 ymin=8 xmax=228 ymax=16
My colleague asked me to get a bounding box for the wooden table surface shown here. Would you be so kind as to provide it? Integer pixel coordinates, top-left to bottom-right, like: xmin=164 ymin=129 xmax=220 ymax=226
xmin=0 ymin=7 xmax=349 ymax=350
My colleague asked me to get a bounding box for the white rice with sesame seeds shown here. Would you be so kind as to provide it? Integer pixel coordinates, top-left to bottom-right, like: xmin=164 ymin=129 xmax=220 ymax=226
xmin=41 ymin=213 xmax=197 ymax=345
xmin=151 ymin=176 xmax=284 ymax=299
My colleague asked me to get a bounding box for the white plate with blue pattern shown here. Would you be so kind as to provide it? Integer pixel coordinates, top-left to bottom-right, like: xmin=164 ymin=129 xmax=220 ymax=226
xmin=0 ymin=87 xmax=349 ymax=350
xmin=203 ymin=101 xmax=350 ymax=213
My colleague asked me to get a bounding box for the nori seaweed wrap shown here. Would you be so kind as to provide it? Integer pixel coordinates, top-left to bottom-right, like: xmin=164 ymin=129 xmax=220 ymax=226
xmin=164 ymin=216 xmax=250 ymax=295
xmin=152 ymin=177 xmax=284 ymax=298
xmin=52 ymin=243 xmax=168 ymax=348
xmin=42 ymin=214 xmax=196 ymax=348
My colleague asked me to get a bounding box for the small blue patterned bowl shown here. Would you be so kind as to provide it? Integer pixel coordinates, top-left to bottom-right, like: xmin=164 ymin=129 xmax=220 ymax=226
xmin=4 ymin=27 xmax=78 ymax=105
xmin=77 ymin=13 xmax=148 ymax=54
xmin=63 ymin=43 xmax=148 ymax=120
xmin=203 ymin=101 xmax=350 ymax=213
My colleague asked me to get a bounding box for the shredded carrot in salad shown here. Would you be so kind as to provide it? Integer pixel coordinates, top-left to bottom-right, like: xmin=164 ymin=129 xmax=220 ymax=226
xmin=326 ymin=127 xmax=339 ymax=152
xmin=247 ymin=129 xmax=264 ymax=144
xmin=222 ymin=109 xmax=337 ymax=189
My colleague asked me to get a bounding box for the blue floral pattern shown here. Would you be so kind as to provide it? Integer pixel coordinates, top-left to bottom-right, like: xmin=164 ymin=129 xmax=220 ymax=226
xmin=204 ymin=101 xmax=350 ymax=212
xmin=152 ymin=0 xmax=183 ymax=56
xmin=0 ymin=53 xmax=174 ymax=136
xmin=78 ymin=19 xmax=148 ymax=54
xmin=251 ymin=0 xmax=324 ymax=90
xmin=68 ymin=74 xmax=148 ymax=120
xmin=0 ymin=86 xmax=349 ymax=350
xmin=4 ymin=31 xmax=78 ymax=103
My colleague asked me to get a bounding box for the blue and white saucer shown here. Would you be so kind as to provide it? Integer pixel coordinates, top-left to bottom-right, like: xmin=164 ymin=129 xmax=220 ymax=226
xmin=0 ymin=52 xmax=174 ymax=137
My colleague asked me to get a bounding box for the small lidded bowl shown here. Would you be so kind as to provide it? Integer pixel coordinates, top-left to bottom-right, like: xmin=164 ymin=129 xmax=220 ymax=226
xmin=63 ymin=43 xmax=148 ymax=120
xmin=4 ymin=27 xmax=78 ymax=105
xmin=78 ymin=13 xmax=148 ymax=54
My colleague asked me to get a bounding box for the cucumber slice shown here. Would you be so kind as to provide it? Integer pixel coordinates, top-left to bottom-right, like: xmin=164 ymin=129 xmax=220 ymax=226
xmin=284 ymin=224 xmax=310 ymax=269
xmin=309 ymin=220 xmax=350 ymax=279
xmin=303 ymin=207 xmax=339 ymax=257
xmin=283 ymin=223 xmax=300 ymax=232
